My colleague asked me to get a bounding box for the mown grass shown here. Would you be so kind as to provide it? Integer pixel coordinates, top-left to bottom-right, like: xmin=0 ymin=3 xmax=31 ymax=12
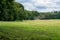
xmin=0 ymin=20 xmax=60 ymax=40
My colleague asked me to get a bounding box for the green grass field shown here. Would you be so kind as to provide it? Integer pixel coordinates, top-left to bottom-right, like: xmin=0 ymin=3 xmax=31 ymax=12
xmin=0 ymin=20 xmax=60 ymax=40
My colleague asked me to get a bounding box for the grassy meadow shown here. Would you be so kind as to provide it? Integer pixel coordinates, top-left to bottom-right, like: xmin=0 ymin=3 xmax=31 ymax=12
xmin=0 ymin=20 xmax=60 ymax=40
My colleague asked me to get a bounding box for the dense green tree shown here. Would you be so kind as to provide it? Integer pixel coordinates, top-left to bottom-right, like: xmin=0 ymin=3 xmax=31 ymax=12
xmin=0 ymin=0 xmax=24 ymax=21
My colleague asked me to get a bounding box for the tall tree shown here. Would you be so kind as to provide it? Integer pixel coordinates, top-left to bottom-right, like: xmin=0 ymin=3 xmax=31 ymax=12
xmin=0 ymin=0 xmax=24 ymax=21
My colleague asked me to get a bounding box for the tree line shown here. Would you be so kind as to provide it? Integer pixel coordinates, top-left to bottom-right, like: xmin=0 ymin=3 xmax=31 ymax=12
xmin=0 ymin=0 xmax=60 ymax=21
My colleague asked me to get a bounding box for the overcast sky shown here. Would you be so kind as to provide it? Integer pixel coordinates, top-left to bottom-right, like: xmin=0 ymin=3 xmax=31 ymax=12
xmin=15 ymin=0 xmax=60 ymax=12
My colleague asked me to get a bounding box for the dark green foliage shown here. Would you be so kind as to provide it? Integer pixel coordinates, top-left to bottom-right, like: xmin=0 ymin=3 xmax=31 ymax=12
xmin=0 ymin=0 xmax=24 ymax=21
xmin=39 ymin=11 xmax=60 ymax=19
xmin=24 ymin=10 xmax=60 ymax=20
